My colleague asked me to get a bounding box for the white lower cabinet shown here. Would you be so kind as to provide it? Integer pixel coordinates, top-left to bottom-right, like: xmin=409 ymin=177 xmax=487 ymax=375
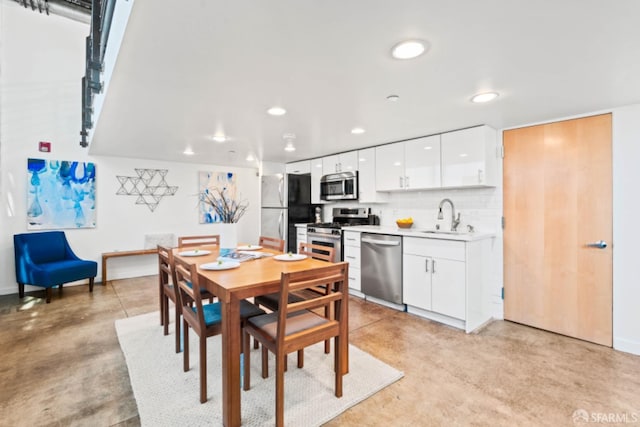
xmin=403 ymin=236 xmax=491 ymax=332
xmin=343 ymin=231 xmax=363 ymax=295
xmin=403 ymin=253 xmax=432 ymax=311
xmin=296 ymin=227 xmax=307 ymax=248
xmin=430 ymin=257 xmax=465 ymax=320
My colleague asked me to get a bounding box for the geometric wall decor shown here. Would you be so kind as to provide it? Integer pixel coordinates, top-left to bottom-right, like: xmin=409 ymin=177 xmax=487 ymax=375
xmin=27 ymin=158 xmax=97 ymax=229
xmin=116 ymin=168 xmax=178 ymax=212
xmin=198 ymin=171 xmax=236 ymax=223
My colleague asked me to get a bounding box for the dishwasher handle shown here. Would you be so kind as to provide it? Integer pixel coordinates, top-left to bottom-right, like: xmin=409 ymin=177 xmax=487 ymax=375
xmin=361 ymin=237 xmax=401 ymax=246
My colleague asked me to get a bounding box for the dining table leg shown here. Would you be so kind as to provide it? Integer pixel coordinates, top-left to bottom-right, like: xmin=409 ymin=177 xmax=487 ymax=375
xmin=221 ymin=296 xmax=242 ymax=427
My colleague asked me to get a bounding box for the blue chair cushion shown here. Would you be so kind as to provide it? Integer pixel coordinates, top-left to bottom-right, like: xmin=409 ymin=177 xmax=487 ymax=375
xmin=192 ymin=300 xmax=265 ymax=326
xmin=32 ymin=260 xmax=98 ymax=287
xmin=185 ymin=281 xmax=212 ymax=295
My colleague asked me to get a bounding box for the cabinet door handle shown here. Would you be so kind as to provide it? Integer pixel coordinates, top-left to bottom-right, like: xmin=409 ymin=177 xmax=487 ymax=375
xmin=478 ymin=169 xmax=484 ymax=183
xmin=399 ymin=176 xmax=404 ymax=188
xmin=432 ymin=260 xmax=436 ymax=274
xmin=425 ymin=259 xmax=429 ymax=272
xmin=405 ymin=176 xmax=410 ymax=188
xmin=346 ymin=255 xmax=356 ymax=260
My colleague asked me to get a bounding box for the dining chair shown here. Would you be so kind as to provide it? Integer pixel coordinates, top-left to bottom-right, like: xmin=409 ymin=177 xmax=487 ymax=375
xmin=158 ymin=245 xmax=182 ymax=353
xmin=258 ymin=235 xmax=285 ymax=251
xmin=242 ymin=262 xmax=349 ymax=426
xmin=178 ymin=235 xmax=220 ymax=247
xmin=254 ymin=243 xmax=336 ymax=357
xmin=173 ymin=254 xmax=264 ymax=403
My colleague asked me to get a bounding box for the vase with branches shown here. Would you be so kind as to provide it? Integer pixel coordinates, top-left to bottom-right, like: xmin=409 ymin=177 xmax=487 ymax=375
xmin=200 ymin=186 xmax=249 ymax=224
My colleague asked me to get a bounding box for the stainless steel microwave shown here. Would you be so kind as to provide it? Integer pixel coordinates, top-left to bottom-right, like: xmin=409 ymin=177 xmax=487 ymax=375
xmin=320 ymin=171 xmax=358 ymax=201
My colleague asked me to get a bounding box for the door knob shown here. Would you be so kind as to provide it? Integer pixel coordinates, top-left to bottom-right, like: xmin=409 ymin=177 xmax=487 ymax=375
xmin=586 ymin=240 xmax=607 ymax=249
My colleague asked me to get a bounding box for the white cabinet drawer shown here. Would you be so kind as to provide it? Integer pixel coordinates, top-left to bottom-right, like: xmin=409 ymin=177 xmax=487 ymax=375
xmin=403 ymin=237 xmax=465 ymax=261
xmin=343 ymin=245 xmax=361 ymax=269
xmin=348 ymin=267 xmax=361 ymax=291
xmin=343 ymin=231 xmax=360 ymax=247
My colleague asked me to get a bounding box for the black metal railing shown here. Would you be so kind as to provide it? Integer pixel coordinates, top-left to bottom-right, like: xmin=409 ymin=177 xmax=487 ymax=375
xmin=80 ymin=0 xmax=116 ymax=147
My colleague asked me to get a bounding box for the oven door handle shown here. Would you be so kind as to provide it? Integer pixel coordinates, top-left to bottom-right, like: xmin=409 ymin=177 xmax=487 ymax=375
xmin=361 ymin=237 xmax=400 ymax=246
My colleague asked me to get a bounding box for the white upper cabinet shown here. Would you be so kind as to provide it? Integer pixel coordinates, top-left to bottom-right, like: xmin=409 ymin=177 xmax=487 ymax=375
xmin=285 ymin=160 xmax=311 ymax=175
xmin=441 ymin=125 xmax=498 ymax=187
xmin=375 ymin=142 xmax=405 ymax=191
xmin=322 ymin=151 xmax=358 ymax=175
xmin=405 ymin=135 xmax=441 ymax=189
xmin=357 ymin=147 xmax=389 ymax=203
xmin=310 ymin=158 xmax=324 ymax=204
xmin=375 ymin=135 xmax=441 ymax=191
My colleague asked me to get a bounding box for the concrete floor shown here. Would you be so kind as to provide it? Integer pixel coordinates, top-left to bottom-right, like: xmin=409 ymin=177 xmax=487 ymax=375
xmin=1 ymin=277 xmax=639 ymax=427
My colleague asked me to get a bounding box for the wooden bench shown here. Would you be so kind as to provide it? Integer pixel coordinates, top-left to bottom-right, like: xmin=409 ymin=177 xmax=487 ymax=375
xmin=101 ymin=248 xmax=158 ymax=284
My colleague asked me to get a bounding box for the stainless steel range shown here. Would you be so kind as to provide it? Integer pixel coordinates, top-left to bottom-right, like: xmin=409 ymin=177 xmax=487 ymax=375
xmin=306 ymin=208 xmax=377 ymax=261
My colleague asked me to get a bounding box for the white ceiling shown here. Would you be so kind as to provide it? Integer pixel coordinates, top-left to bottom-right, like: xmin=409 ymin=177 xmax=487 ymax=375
xmin=88 ymin=0 xmax=640 ymax=168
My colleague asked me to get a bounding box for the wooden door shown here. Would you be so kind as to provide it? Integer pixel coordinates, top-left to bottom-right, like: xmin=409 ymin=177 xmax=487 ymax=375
xmin=503 ymin=114 xmax=612 ymax=346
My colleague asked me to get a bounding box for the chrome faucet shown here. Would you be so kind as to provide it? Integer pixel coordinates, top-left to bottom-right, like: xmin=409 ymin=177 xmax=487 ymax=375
xmin=437 ymin=198 xmax=461 ymax=231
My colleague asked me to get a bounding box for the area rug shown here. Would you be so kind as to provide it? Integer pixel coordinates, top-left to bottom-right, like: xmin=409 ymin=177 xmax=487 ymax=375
xmin=115 ymin=312 xmax=404 ymax=426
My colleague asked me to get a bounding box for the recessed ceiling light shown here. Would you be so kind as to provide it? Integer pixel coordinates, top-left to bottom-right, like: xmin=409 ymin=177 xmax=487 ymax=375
xmin=284 ymin=143 xmax=296 ymax=152
xmin=267 ymin=106 xmax=287 ymax=116
xmin=183 ymin=148 xmax=194 ymax=155
xmin=470 ymin=92 xmax=499 ymax=103
xmin=391 ymin=40 xmax=428 ymax=59
xmin=424 ymin=146 xmax=433 ymax=150
xmin=246 ymin=154 xmax=255 ymax=161
xmin=393 ymin=161 xmax=402 ymax=167
xmin=212 ymin=135 xmax=227 ymax=143
xmin=386 ymin=95 xmax=400 ymax=102
xmin=460 ymin=153 xmax=468 ymax=157
xmin=351 ymin=127 xmax=365 ymax=135
xmin=359 ymin=158 xmax=366 ymax=162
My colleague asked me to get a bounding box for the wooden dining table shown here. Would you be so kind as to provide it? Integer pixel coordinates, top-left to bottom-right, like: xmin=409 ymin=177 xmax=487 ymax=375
xmin=173 ymin=245 xmax=349 ymax=427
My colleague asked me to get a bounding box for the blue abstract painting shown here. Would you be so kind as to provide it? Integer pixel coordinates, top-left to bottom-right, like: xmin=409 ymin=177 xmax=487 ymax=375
xmin=27 ymin=158 xmax=96 ymax=229
xmin=198 ymin=171 xmax=236 ymax=224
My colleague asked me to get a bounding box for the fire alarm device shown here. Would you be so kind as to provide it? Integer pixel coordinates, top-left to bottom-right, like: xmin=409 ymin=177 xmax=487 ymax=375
xmin=39 ymin=141 xmax=51 ymax=153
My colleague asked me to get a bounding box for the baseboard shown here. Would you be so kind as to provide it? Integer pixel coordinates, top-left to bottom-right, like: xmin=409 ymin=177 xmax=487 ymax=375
xmin=613 ymin=337 xmax=640 ymax=356
xmin=406 ymin=304 xmax=466 ymax=331
xmin=0 ymin=281 xmax=87 ymax=296
xmin=365 ymin=295 xmax=406 ymax=311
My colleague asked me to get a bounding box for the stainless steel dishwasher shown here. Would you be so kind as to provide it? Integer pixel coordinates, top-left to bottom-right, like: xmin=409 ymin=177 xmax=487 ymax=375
xmin=361 ymin=233 xmax=403 ymax=304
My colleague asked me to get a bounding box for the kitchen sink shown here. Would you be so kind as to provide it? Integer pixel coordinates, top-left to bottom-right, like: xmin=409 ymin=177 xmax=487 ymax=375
xmin=419 ymin=229 xmax=468 ymax=235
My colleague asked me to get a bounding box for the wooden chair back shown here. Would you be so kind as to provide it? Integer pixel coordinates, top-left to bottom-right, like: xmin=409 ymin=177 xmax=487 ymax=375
xmin=158 ymin=245 xmax=172 ymax=288
xmin=298 ymin=242 xmax=335 ymax=263
xmin=178 ymin=235 xmax=220 ymax=248
xmin=173 ymin=255 xmax=209 ymax=336
xmin=276 ymin=262 xmax=348 ymax=352
xmin=158 ymin=245 xmax=182 ymax=352
xmin=259 ymin=235 xmax=285 ymax=251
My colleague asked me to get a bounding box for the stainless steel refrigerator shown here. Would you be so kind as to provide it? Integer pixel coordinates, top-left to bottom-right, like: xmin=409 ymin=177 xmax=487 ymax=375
xmin=261 ymin=174 xmax=320 ymax=252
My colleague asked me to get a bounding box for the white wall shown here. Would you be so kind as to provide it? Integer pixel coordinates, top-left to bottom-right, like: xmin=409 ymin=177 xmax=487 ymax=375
xmin=0 ymin=1 xmax=260 ymax=294
xmin=612 ymin=104 xmax=640 ymax=355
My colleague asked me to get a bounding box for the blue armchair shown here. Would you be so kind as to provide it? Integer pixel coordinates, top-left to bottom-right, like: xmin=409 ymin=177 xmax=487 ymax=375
xmin=14 ymin=231 xmax=98 ymax=303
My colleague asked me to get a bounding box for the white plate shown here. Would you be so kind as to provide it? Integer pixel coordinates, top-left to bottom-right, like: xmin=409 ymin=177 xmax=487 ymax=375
xmin=178 ymin=250 xmax=212 ymax=257
xmin=200 ymin=261 xmax=241 ymax=271
xmin=274 ymin=254 xmax=308 ymax=262
xmin=237 ymin=245 xmax=262 ymax=251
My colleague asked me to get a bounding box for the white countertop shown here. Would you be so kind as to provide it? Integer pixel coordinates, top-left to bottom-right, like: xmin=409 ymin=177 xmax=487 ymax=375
xmin=294 ymin=223 xmax=312 ymax=228
xmin=342 ymin=225 xmax=495 ymax=242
